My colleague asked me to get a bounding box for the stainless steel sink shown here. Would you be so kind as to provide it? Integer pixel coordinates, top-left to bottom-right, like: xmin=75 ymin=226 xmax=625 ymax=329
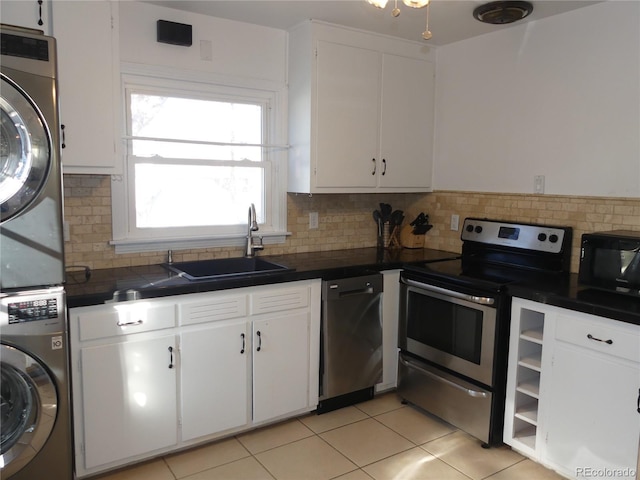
xmin=163 ymin=257 xmax=293 ymax=281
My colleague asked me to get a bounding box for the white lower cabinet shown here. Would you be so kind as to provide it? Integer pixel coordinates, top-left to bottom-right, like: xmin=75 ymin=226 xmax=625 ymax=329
xmin=70 ymin=279 xmax=321 ymax=478
xmin=81 ymin=335 xmax=178 ymax=469
xmin=505 ymin=298 xmax=640 ymax=480
xmin=180 ymin=320 xmax=250 ymax=442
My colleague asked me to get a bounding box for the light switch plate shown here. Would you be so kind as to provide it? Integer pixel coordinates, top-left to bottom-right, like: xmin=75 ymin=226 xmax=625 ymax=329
xmin=309 ymin=212 xmax=319 ymax=229
xmin=534 ymin=175 xmax=545 ymax=194
xmin=450 ymin=214 xmax=459 ymax=231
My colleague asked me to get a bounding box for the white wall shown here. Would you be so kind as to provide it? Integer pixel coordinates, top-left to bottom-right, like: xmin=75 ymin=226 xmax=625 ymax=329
xmin=118 ymin=2 xmax=287 ymax=84
xmin=433 ymin=1 xmax=640 ymax=198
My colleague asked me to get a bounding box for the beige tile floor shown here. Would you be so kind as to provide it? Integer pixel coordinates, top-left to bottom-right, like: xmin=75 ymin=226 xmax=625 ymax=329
xmin=95 ymin=393 xmax=565 ymax=480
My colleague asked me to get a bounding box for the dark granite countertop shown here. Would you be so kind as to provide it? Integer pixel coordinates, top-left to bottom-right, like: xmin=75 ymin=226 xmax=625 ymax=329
xmin=64 ymin=246 xmax=640 ymax=326
xmin=508 ymin=274 xmax=640 ymax=326
xmin=64 ymin=247 xmax=460 ymax=308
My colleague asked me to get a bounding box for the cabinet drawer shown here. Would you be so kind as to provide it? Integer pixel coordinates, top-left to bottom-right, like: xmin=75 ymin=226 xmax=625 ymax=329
xmin=250 ymin=285 xmax=310 ymax=315
xmin=555 ymin=314 xmax=640 ymax=363
xmin=179 ymin=293 xmax=247 ymax=326
xmin=75 ymin=302 xmax=176 ymax=341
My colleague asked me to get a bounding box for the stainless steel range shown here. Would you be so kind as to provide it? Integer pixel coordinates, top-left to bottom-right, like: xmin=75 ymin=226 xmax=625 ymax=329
xmin=398 ymin=218 xmax=572 ymax=446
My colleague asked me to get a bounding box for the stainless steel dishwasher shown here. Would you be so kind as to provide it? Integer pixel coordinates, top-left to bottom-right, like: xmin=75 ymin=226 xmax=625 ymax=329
xmin=318 ymin=273 xmax=383 ymax=413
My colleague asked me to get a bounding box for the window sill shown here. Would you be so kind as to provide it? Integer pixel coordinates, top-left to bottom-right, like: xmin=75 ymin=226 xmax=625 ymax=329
xmin=110 ymin=232 xmax=290 ymax=255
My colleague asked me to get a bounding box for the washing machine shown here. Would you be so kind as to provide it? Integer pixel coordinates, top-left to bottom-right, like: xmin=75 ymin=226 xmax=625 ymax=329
xmin=1 ymin=25 xmax=73 ymax=479
xmin=0 ymin=286 xmax=73 ymax=480
xmin=1 ymin=24 xmax=65 ymax=290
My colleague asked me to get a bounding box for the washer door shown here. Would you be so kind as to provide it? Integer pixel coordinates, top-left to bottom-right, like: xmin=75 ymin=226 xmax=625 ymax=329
xmin=0 ymin=73 xmax=52 ymax=223
xmin=0 ymin=344 xmax=57 ymax=478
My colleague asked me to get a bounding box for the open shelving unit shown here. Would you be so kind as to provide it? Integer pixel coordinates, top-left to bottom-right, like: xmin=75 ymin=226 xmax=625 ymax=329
xmin=505 ymin=305 xmax=546 ymax=453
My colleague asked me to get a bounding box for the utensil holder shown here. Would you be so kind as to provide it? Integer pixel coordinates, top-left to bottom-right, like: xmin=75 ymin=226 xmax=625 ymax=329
xmin=377 ymin=223 xmax=391 ymax=249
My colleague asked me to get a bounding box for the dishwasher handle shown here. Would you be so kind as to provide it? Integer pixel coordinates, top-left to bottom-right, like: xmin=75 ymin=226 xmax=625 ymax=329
xmin=322 ymin=275 xmax=383 ymax=301
xmin=335 ymin=284 xmax=375 ymax=298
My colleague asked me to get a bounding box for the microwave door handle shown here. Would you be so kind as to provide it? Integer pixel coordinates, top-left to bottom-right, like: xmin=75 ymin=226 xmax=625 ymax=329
xmin=402 ymin=278 xmax=495 ymax=306
xmin=399 ymin=355 xmax=488 ymax=398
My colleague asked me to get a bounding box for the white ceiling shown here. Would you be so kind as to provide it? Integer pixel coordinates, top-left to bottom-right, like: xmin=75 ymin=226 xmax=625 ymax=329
xmin=145 ymin=0 xmax=601 ymax=46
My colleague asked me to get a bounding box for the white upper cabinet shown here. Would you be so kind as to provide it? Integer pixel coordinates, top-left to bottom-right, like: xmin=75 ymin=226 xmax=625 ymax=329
xmin=288 ymin=21 xmax=435 ymax=194
xmin=51 ymin=1 xmax=122 ymax=174
xmin=1 ymin=0 xmax=52 ymax=34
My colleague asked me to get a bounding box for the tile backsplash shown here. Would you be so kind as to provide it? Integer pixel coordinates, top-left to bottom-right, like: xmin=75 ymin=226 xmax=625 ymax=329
xmin=64 ymin=175 xmax=640 ymax=273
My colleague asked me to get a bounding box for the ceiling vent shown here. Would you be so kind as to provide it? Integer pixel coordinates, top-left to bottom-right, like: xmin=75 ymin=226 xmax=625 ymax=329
xmin=473 ymin=1 xmax=533 ymax=24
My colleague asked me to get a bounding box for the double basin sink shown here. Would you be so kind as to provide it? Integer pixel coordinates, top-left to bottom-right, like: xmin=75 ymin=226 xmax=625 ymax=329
xmin=164 ymin=257 xmax=293 ymax=281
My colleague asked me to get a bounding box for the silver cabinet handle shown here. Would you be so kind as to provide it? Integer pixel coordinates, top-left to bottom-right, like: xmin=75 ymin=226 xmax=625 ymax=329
xmin=117 ymin=319 xmax=143 ymax=327
xmin=399 ymin=355 xmax=488 ymax=398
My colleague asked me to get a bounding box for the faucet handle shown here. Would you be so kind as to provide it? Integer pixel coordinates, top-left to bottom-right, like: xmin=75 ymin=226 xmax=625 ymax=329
xmin=253 ymin=236 xmax=264 ymax=251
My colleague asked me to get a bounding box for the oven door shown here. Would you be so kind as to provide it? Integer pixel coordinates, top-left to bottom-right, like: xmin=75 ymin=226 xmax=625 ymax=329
xmin=399 ymin=276 xmax=497 ymax=387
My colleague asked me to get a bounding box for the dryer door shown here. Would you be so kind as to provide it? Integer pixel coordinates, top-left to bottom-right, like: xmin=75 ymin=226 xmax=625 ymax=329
xmin=0 ymin=344 xmax=57 ymax=478
xmin=0 ymin=73 xmax=52 ymax=223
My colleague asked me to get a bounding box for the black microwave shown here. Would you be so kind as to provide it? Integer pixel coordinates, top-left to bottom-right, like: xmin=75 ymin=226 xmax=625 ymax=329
xmin=578 ymin=230 xmax=640 ymax=296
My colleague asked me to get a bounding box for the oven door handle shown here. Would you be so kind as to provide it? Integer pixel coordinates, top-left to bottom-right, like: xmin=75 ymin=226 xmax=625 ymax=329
xmin=402 ymin=278 xmax=495 ymax=306
xmin=399 ymin=355 xmax=489 ymax=398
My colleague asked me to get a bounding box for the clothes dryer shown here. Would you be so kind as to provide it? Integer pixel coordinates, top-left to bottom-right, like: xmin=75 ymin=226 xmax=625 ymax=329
xmin=1 ymin=25 xmax=65 ymax=290
xmin=0 ymin=286 xmax=73 ymax=480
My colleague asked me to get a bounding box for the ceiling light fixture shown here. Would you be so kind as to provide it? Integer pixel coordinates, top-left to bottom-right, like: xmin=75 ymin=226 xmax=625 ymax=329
xmin=367 ymin=0 xmax=433 ymax=40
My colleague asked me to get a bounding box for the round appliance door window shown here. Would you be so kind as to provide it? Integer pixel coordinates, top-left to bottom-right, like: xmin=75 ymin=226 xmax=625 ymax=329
xmin=0 ymin=344 xmax=57 ymax=478
xmin=0 ymin=74 xmax=52 ymax=223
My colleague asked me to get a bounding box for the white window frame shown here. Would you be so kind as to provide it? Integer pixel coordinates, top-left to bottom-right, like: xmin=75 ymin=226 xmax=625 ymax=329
xmin=110 ymin=64 xmax=289 ymax=254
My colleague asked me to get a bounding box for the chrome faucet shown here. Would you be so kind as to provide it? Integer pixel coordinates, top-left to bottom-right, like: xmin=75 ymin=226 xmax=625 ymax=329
xmin=245 ymin=203 xmax=264 ymax=257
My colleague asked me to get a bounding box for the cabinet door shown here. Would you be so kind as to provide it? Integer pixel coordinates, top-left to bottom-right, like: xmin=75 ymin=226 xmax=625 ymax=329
xmin=1 ymin=0 xmax=51 ymax=34
xmin=180 ymin=320 xmax=250 ymax=441
xmin=543 ymin=343 xmax=640 ymax=478
xmin=52 ymin=1 xmax=121 ymax=174
xmin=252 ymin=311 xmax=310 ymax=423
xmin=80 ymin=335 xmax=177 ymax=470
xmin=315 ymin=41 xmax=379 ymax=189
xmin=378 ymin=54 xmax=434 ymax=190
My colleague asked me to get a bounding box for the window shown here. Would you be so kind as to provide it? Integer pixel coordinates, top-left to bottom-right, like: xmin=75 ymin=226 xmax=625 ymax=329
xmin=111 ymin=70 xmax=288 ymax=253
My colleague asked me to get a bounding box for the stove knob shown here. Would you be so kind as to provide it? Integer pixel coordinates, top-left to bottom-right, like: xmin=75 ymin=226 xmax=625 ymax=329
xmin=466 ymin=224 xmax=474 ymax=233
xmin=549 ymin=234 xmax=559 ymax=243
xmin=475 ymin=226 xmax=483 ymax=234
xmin=538 ymin=233 xmax=547 ymax=242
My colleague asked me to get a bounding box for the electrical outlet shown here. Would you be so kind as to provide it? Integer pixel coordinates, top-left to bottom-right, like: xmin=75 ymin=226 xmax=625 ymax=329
xmin=450 ymin=214 xmax=459 ymax=231
xmin=63 ymin=221 xmax=70 ymax=242
xmin=534 ymin=175 xmax=545 ymax=194
xmin=309 ymin=212 xmax=319 ymax=229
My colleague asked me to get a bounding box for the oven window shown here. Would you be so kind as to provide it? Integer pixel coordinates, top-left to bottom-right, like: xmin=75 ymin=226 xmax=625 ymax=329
xmin=407 ymin=291 xmax=483 ymax=364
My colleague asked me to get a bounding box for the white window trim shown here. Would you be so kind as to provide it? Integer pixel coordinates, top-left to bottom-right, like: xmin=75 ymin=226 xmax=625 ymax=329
xmin=110 ymin=63 xmax=290 ymax=254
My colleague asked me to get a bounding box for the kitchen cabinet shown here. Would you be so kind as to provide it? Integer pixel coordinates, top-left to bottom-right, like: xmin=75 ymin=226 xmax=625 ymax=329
xmin=70 ymin=279 xmax=320 ymax=478
xmin=51 ymin=0 xmax=122 ymax=174
xmin=69 ymin=298 xmax=178 ymax=475
xmin=505 ymin=298 xmax=640 ymax=480
xmin=288 ymin=20 xmax=435 ymax=194
xmin=249 ymin=281 xmax=321 ymax=424
xmin=1 ymin=0 xmax=51 ymax=34
xmin=179 ymin=292 xmax=249 ymax=442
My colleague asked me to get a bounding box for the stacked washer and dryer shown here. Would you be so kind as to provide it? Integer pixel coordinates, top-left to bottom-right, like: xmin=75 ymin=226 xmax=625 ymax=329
xmin=0 ymin=25 xmax=73 ymax=479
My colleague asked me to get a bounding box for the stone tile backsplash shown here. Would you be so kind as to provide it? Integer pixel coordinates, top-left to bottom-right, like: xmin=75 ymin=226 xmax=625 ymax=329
xmin=64 ymin=175 xmax=639 ymax=273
